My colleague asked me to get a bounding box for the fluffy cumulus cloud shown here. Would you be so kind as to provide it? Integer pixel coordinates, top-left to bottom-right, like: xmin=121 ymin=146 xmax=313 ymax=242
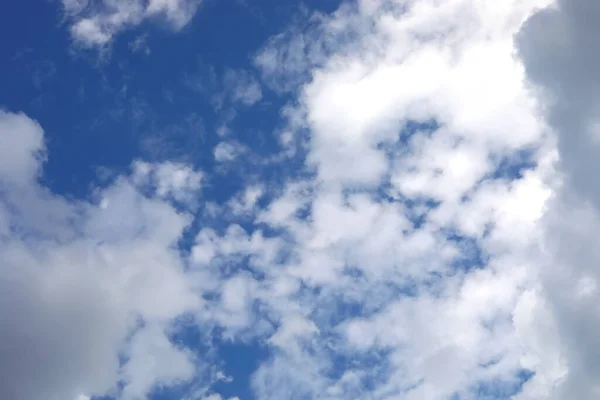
xmin=236 ymin=1 xmax=556 ymax=398
xmin=8 ymin=0 xmax=600 ymax=399
xmin=61 ymin=0 xmax=202 ymax=46
xmin=0 ymin=110 xmax=203 ymax=400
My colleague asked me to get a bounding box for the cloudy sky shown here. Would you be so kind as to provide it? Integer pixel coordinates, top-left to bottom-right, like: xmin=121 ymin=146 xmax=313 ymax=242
xmin=1 ymin=0 xmax=598 ymax=399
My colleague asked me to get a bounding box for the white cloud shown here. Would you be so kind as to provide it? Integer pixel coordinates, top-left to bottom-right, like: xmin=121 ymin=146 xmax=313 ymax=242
xmin=120 ymin=325 xmax=196 ymax=400
xmin=268 ymin=314 xmax=319 ymax=357
xmin=223 ymin=68 xmax=263 ymax=107
xmin=129 ymin=33 xmax=150 ymax=55
xmin=0 ymin=111 xmax=202 ymax=400
xmin=62 ymin=0 xmax=88 ymax=15
xmin=202 ymin=394 xmax=240 ymax=400
xmin=211 ymin=69 xmax=263 ymax=110
xmin=132 ymin=160 xmax=203 ymax=207
xmin=235 ymin=0 xmax=558 ymax=398
xmin=225 ymin=184 xmax=264 ymax=217
xmin=215 ymin=273 xmax=257 ymax=331
xmin=61 ymin=0 xmax=202 ymax=47
xmin=30 ymin=0 xmax=561 ymax=397
xmin=71 ymin=18 xmax=112 ymax=46
xmin=213 ymin=140 xmax=248 ymax=164
xmin=0 ymin=110 xmax=46 ymax=184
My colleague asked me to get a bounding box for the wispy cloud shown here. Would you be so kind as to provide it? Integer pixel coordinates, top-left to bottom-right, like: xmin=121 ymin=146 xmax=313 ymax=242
xmin=61 ymin=0 xmax=203 ymax=47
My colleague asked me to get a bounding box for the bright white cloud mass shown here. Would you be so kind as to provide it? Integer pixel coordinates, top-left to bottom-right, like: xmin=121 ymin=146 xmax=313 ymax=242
xmin=3 ymin=0 xmax=600 ymax=399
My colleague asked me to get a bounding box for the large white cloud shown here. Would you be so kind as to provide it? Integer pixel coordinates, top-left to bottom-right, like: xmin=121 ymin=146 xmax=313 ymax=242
xmin=194 ymin=0 xmax=557 ymax=399
xmin=0 ymin=110 xmax=204 ymax=400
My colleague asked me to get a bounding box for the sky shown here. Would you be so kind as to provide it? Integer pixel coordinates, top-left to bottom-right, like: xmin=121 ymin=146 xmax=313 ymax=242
xmin=2 ymin=0 xmax=600 ymax=399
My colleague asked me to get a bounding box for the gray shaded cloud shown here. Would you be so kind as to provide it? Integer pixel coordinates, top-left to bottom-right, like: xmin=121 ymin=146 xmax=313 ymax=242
xmin=517 ymin=1 xmax=600 ymax=398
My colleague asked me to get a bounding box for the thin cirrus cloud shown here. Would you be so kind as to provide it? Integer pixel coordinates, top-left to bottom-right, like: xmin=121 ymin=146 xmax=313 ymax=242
xmin=4 ymin=0 xmax=600 ymax=400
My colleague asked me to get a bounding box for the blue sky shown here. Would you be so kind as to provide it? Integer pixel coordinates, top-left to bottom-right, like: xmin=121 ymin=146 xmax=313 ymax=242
xmin=0 ymin=0 xmax=335 ymax=198
xmin=2 ymin=1 xmax=600 ymax=400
